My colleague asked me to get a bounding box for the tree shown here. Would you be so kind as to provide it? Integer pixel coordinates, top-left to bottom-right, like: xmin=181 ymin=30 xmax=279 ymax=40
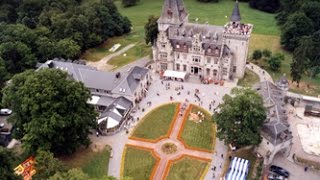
xmin=0 ymin=57 xmax=8 ymax=88
xmin=197 ymin=0 xmax=219 ymax=2
xmin=33 ymin=150 xmax=66 ymax=180
xmin=56 ymin=38 xmax=81 ymax=59
xmin=268 ymin=55 xmax=282 ymax=71
xmin=0 ymin=147 xmax=21 ymax=180
xmin=249 ymin=0 xmax=280 ymax=13
xmin=280 ymin=12 xmax=314 ymax=51
xmin=262 ymin=49 xmax=271 ymax=58
xmin=122 ymin=0 xmax=139 ymax=7
xmin=252 ymin=49 xmax=262 ymax=60
xmin=213 ymin=88 xmax=266 ymax=147
xmin=144 ymin=15 xmax=159 ymax=46
xmin=0 ymin=41 xmax=37 ymax=74
xmin=2 ymin=69 xmax=97 ymax=155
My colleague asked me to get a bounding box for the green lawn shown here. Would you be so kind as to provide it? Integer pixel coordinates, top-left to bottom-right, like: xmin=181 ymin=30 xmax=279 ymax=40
xmin=108 ymin=42 xmax=151 ymax=69
xmin=132 ymin=103 xmax=179 ymax=140
xmin=123 ymin=146 xmax=157 ymax=180
xmin=233 ymin=148 xmax=257 ymax=180
xmin=81 ymin=0 xmax=279 ymax=62
xmin=167 ymin=157 xmax=209 ymax=180
xmin=60 ymin=146 xmax=111 ymax=178
xmin=237 ymin=69 xmax=260 ymax=87
xmin=180 ymin=105 xmax=215 ymax=151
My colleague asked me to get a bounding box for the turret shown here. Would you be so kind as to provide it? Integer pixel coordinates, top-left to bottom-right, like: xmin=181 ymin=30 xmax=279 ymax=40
xmin=158 ymin=0 xmax=188 ymax=31
xmin=230 ymin=0 xmax=241 ymax=25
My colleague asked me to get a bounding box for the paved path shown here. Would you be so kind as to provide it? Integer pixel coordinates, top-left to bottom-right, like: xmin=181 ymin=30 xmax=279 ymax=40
xmin=127 ymin=104 xmax=213 ymax=180
xmin=90 ymin=72 xmax=233 ymax=179
xmin=247 ymin=63 xmax=274 ymax=83
xmin=87 ymin=43 xmax=136 ymax=71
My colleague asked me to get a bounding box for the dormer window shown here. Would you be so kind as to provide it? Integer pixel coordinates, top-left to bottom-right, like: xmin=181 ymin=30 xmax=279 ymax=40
xmin=208 ymin=48 xmax=212 ymax=53
xmin=176 ymin=44 xmax=180 ymax=48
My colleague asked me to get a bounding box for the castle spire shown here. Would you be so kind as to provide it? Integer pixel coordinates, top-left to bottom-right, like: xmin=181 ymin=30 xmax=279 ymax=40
xmin=158 ymin=0 xmax=188 ymax=26
xmin=230 ymin=0 xmax=241 ymax=22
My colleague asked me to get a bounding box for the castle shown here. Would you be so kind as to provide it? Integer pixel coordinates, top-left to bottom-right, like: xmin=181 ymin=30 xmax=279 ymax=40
xmin=152 ymin=0 xmax=253 ymax=80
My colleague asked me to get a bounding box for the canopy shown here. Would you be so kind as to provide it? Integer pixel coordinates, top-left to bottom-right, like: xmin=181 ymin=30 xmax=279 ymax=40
xmin=163 ymin=70 xmax=186 ymax=79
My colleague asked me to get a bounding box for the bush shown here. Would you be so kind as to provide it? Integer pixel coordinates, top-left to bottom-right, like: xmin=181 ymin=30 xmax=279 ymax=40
xmin=252 ymin=50 xmax=262 ymax=60
xmin=262 ymin=49 xmax=272 ymax=58
xmin=268 ymin=55 xmax=282 ymax=71
xmin=122 ymin=0 xmax=139 ymax=7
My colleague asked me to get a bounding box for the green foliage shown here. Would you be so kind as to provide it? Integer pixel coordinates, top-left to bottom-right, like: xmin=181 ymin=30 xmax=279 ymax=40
xmin=252 ymin=49 xmax=262 ymax=60
xmin=268 ymin=55 xmax=282 ymax=71
xmin=249 ymin=0 xmax=280 ymax=13
xmin=33 ymin=150 xmax=66 ymax=180
xmin=262 ymin=49 xmax=271 ymax=58
xmin=197 ymin=0 xmax=219 ymax=2
xmin=2 ymin=69 xmax=97 ymax=155
xmin=213 ymin=88 xmax=266 ymax=147
xmin=0 ymin=147 xmax=21 ymax=180
xmin=280 ymin=12 xmax=314 ymax=51
xmin=49 ymin=168 xmax=89 ymax=180
xmin=167 ymin=157 xmax=208 ymax=180
xmin=122 ymin=0 xmax=139 ymax=7
xmin=144 ymin=15 xmax=159 ymax=45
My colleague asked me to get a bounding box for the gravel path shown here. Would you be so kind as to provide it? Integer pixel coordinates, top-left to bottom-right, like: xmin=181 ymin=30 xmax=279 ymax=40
xmin=86 ymin=43 xmax=136 ymax=71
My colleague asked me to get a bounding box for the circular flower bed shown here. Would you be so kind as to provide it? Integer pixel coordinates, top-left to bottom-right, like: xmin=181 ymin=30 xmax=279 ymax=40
xmin=161 ymin=143 xmax=177 ymax=154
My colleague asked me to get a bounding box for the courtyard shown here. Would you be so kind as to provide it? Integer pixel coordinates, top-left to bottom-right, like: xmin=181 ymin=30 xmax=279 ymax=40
xmin=122 ymin=103 xmax=215 ymax=179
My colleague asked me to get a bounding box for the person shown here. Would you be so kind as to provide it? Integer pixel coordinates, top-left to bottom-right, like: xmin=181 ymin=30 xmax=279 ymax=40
xmin=96 ymin=131 xmax=99 ymax=137
xmin=221 ymin=154 xmax=224 ymax=158
xmin=304 ymin=167 xmax=308 ymax=172
xmin=213 ymin=166 xmax=216 ymax=171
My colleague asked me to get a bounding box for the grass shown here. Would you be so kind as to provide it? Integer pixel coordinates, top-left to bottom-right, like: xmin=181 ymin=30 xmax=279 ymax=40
xmin=131 ymin=103 xmax=179 ymax=140
xmin=224 ymin=148 xmax=258 ymax=180
xmin=180 ymin=105 xmax=215 ymax=151
xmin=81 ymin=0 xmax=279 ymax=62
xmin=167 ymin=156 xmax=209 ymax=180
xmin=60 ymin=146 xmax=111 ymax=178
xmin=237 ymin=69 xmax=260 ymax=87
xmin=122 ymin=146 xmax=157 ymax=180
xmin=108 ymin=42 xmax=152 ymax=69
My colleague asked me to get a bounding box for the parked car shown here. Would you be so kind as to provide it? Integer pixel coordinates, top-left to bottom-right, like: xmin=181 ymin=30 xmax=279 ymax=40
xmin=0 ymin=109 xmax=12 ymax=115
xmin=268 ymin=172 xmax=286 ymax=180
xmin=269 ymin=165 xmax=289 ymax=178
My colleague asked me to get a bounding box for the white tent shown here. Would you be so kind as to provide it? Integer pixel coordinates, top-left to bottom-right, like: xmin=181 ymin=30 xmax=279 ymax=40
xmin=163 ymin=70 xmax=186 ymax=80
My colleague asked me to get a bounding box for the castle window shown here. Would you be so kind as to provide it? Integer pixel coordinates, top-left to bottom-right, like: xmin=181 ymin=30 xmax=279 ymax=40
xmin=207 ymin=57 xmax=211 ymax=64
xmin=176 ymin=44 xmax=180 ymax=48
xmin=177 ymin=53 xmax=180 ymax=59
xmin=213 ymin=69 xmax=217 ymax=76
xmin=208 ymin=48 xmax=211 ymax=53
xmin=192 ymin=56 xmax=201 ymax=63
xmin=183 ymin=64 xmax=187 ymax=71
xmin=206 ymin=68 xmax=210 ymax=75
xmin=176 ymin=64 xmax=180 ymax=71
xmin=214 ymin=58 xmax=218 ymax=64
xmin=222 ymin=68 xmax=228 ymax=75
xmin=233 ymin=66 xmax=237 ymax=73
xmin=193 ymin=46 xmax=200 ymax=52
xmin=159 ymin=52 xmax=167 ymax=60
xmin=160 ymin=63 xmax=167 ymax=70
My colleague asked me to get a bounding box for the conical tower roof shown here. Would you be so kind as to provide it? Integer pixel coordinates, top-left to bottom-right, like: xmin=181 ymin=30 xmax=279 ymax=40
xmin=158 ymin=0 xmax=188 ymax=25
xmin=230 ymin=1 xmax=241 ymax=22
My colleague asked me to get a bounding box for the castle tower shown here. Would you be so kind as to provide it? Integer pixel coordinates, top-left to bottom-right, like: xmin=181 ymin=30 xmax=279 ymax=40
xmin=157 ymin=0 xmax=188 ymax=31
xmin=223 ymin=0 xmax=253 ymax=79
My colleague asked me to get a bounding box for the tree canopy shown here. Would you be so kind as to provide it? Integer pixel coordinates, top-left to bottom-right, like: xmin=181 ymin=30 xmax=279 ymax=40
xmin=2 ymin=69 xmax=97 ymax=155
xmin=0 ymin=147 xmax=21 ymax=180
xmin=144 ymin=15 xmax=159 ymax=46
xmin=249 ymin=0 xmax=280 ymax=13
xmin=213 ymin=88 xmax=266 ymax=147
xmin=33 ymin=150 xmax=66 ymax=180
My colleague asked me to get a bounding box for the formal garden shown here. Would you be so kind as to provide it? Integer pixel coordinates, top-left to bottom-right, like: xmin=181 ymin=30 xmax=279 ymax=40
xmin=122 ymin=146 xmax=158 ymax=180
xmin=179 ymin=105 xmax=216 ymax=152
xmin=122 ymin=103 xmax=216 ymax=179
xmin=166 ymin=156 xmax=210 ymax=180
xmin=131 ymin=103 xmax=179 ymax=140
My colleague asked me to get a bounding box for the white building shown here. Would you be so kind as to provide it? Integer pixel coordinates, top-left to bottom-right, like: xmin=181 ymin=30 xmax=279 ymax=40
xmin=153 ymin=0 xmax=253 ymax=81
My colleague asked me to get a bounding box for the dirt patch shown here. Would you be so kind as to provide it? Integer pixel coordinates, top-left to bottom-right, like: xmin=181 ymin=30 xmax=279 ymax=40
xmin=289 ymin=81 xmax=320 ymax=97
xmin=189 ymin=111 xmax=205 ymax=123
xmin=161 ymin=143 xmax=177 ymax=154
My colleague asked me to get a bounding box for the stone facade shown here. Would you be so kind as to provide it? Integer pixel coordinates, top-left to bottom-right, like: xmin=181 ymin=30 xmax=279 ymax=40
xmin=153 ymin=0 xmax=253 ymax=80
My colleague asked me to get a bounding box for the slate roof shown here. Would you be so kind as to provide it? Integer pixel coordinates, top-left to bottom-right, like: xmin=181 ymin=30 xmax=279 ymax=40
xmin=38 ymin=60 xmax=148 ymax=98
xmin=99 ymin=96 xmax=133 ymax=123
xmin=254 ymin=81 xmax=292 ymax=145
xmin=112 ymin=66 xmax=149 ymax=96
xmin=230 ymin=1 xmax=241 ymax=22
xmin=158 ymin=0 xmax=188 ymax=25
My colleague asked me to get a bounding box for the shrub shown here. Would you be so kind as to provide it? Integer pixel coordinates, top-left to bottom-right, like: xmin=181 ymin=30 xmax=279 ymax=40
xmin=252 ymin=50 xmax=262 ymax=60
